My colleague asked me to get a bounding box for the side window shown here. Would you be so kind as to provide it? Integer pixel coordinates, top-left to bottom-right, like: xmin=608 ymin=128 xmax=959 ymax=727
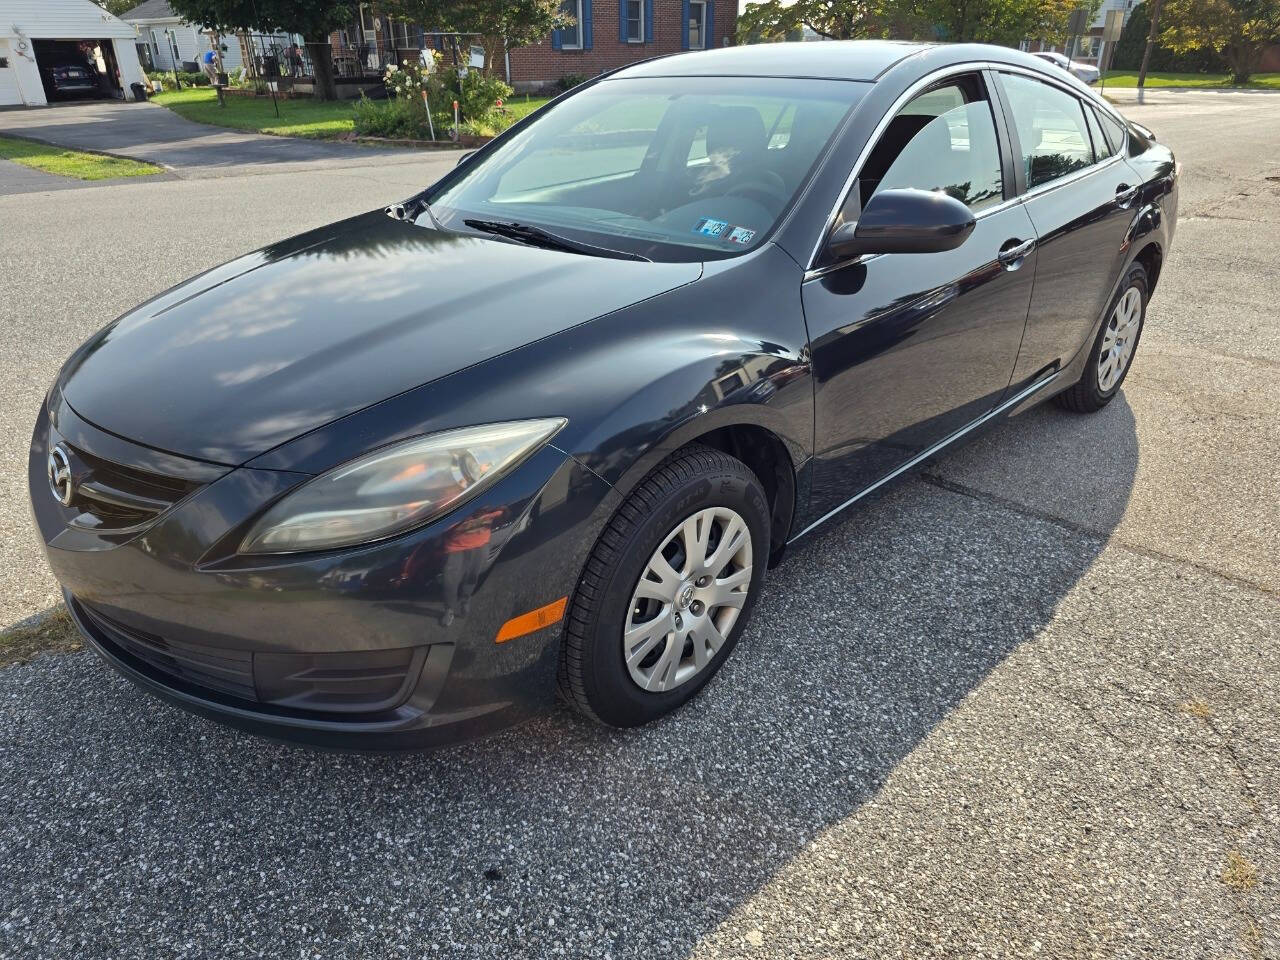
xmin=1000 ymin=73 xmax=1094 ymax=188
xmin=1085 ymin=106 xmax=1113 ymax=162
xmin=858 ymin=76 xmax=1004 ymax=213
xmin=1096 ymin=108 xmax=1128 ymax=155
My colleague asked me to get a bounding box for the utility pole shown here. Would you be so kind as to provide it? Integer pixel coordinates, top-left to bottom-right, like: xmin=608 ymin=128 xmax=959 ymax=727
xmin=1137 ymin=0 xmax=1164 ymax=105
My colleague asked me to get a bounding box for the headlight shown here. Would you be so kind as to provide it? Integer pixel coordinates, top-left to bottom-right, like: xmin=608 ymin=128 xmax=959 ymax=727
xmin=239 ymin=418 xmax=566 ymax=554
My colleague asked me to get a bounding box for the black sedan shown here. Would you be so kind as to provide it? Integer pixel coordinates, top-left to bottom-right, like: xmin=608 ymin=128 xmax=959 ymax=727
xmin=30 ymin=41 xmax=1178 ymax=749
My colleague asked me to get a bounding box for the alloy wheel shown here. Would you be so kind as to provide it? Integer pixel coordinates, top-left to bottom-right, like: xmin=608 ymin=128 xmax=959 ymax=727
xmin=1098 ymin=286 xmax=1142 ymax=392
xmin=622 ymin=506 xmax=753 ymax=693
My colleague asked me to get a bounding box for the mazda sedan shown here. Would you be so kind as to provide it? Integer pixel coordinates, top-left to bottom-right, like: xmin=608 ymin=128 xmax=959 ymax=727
xmin=31 ymin=41 xmax=1177 ymax=749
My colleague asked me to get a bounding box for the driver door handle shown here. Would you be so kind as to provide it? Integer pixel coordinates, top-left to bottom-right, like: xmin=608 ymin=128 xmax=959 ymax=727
xmin=998 ymin=237 xmax=1036 ymax=267
xmin=1116 ymin=183 xmax=1139 ymax=206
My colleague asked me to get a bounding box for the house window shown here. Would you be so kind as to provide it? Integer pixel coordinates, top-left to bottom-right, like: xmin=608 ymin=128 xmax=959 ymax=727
xmin=689 ymin=0 xmax=707 ymax=49
xmin=625 ymin=0 xmax=644 ymax=42
xmin=559 ymin=0 xmax=584 ymax=48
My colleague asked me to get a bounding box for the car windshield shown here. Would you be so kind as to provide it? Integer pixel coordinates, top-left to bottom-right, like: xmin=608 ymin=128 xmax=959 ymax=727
xmin=426 ymin=76 xmax=861 ymax=263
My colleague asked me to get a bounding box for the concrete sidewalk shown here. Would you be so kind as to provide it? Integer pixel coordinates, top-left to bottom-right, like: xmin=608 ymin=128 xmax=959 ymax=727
xmin=0 ymin=100 xmax=444 ymax=177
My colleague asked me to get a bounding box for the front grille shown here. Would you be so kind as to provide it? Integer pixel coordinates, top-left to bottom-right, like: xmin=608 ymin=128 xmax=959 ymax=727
xmin=62 ymin=444 xmax=202 ymax=532
xmin=80 ymin=604 xmax=257 ymax=701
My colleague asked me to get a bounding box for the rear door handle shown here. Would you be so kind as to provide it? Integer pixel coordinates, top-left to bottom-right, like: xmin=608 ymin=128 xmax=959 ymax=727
xmin=998 ymin=237 xmax=1036 ymax=267
xmin=1116 ymin=183 xmax=1139 ymax=206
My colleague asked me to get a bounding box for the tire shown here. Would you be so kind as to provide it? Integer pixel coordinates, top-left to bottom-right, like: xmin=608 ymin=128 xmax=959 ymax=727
xmin=1054 ymin=262 xmax=1148 ymax=414
xmin=558 ymin=444 xmax=771 ymax=727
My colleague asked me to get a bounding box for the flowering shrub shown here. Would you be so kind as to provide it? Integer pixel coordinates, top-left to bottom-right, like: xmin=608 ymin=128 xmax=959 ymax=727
xmin=383 ymin=54 xmax=439 ymax=102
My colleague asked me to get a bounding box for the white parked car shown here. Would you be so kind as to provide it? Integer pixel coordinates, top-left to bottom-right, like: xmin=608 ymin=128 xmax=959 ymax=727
xmin=1032 ymin=51 xmax=1101 ymax=85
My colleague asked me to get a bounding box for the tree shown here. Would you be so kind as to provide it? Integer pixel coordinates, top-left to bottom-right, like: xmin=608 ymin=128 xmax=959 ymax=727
xmin=168 ymin=0 xmax=354 ymax=99
xmin=382 ymin=0 xmax=570 ymax=73
xmin=736 ymin=0 xmax=922 ymax=43
xmin=94 ymin=0 xmax=142 ymax=15
xmin=736 ymin=0 xmax=1100 ymax=48
xmin=1158 ymin=0 xmax=1280 ymax=84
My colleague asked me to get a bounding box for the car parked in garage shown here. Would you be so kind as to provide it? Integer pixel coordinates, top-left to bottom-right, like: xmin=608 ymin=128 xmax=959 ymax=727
xmin=30 ymin=41 xmax=1177 ymax=749
xmin=42 ymin=61 xmax=101 ymax=98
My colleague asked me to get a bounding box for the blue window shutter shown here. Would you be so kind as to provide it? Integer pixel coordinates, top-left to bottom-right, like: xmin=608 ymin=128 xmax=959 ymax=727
xmin=644 ymin=0 xmax=654 ymax=43
xmin=681 ymin=0 xmax=690 ymax=49
xmin=619 ymin=0 xmax=628 ymax=42
xmin=583 ymin=0 xmax=593 ymax=49
xmin=705 ymin=0 xmax=714 ymax=47
xmin=552 ymin=24 xmax=563 ymax=50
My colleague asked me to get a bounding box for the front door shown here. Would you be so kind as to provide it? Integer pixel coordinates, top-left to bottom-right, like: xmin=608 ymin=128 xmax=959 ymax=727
xmin=993 ymin=70 xmax=1140 ymax=391
xmin=801 ymin=71 xmax=1037 ymax=523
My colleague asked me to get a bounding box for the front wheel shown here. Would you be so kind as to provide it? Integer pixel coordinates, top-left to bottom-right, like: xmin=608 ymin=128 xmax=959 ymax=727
xmin=1054 ymin=262 xmax=1148 ymax=413
xmin=558 ymin=444 xmax=770 ymax=727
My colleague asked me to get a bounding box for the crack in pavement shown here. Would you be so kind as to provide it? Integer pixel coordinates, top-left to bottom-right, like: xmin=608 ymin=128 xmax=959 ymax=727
xmin=916 ymin=472 xmax=1280 ymax=601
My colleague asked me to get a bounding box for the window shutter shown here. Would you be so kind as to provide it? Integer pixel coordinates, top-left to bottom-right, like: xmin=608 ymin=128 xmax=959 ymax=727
xmin=583 ymin=0 xmax=593 ymax=49
xmin=705 ymin=0 xmax=714 ymax=47
xmin=681 ymin=0 xmax=690 ymax=49
xmin=645 ymin=0 xmax=654 ymax=44
xmin=619 ymin=0 xmax=628 ymax=42
xmin=552 ymin=24 xmax=563 ymax=50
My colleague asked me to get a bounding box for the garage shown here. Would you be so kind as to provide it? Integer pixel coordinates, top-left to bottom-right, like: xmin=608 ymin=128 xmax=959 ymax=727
xmin=1 ymin=0 xmax=146 ymax=108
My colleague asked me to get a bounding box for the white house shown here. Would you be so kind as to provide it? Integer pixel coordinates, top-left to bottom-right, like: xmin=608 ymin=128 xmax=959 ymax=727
xmin=0 ymin=0 xmax=147 ymax=107
xmin=119 ymin=0 xmax=245 ymax=73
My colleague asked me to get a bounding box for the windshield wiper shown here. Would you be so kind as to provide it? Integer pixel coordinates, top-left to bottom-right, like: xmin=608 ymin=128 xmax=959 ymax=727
xmin=463 ymin=218 xmax=650 ymax=262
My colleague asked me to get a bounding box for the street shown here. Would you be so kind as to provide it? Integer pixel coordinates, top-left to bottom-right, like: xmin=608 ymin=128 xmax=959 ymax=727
xmin=1 ymin=89 xmax=1277 ymax=958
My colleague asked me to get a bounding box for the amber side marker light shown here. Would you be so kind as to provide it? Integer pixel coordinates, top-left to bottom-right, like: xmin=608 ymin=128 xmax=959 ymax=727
xmin=495 ymin=596 xmax=568 ymax=644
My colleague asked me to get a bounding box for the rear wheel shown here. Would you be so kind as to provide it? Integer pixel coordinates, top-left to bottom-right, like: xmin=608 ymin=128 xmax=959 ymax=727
xmin=558 ymin=444 xmax=770 ymax=727
xmin=1055 ymin=262 xmax=1148 ymax=413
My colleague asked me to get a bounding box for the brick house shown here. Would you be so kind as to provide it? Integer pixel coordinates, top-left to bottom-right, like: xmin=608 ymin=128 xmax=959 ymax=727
xmin=508 ymin=0 xmax=737 ymax=92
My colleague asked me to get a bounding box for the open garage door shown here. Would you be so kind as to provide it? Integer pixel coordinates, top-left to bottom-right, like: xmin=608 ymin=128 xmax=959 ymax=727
xmin=33 ymin=38 xmax=122 ymax=102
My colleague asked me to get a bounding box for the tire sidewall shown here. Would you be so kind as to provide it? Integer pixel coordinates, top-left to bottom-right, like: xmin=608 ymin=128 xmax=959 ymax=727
xmin=1086 ymin=263 xmax=1148 ymax=404
xmin=582 ymin=462 xmax=770 ymax=727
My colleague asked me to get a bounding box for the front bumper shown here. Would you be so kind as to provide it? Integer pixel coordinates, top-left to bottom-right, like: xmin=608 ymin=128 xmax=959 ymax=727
xmin=31 ymin=396 xmax=615 ymax=750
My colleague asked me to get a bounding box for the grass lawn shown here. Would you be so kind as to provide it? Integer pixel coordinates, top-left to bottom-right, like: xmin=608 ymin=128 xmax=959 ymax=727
xmin=501 ymin=95 xmax=552 ymax=122
xmin=152 ymin=87 xmax=361 ymax=138
xmin=0 ymin=135 xmax=161 ymax=180
xmin=1101 ymin=71 xmax=1280 ymax=89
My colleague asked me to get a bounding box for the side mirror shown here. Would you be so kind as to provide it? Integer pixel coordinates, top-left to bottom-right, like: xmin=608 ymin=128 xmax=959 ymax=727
xmin=456 ymin=150 xmax=476 ymax=167
xmin=825 ymin=188 xmax=976 ymax=261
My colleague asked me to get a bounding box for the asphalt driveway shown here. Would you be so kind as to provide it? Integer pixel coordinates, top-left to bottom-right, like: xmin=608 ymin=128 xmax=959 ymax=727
xmin=0 ymin=90 xmax=1277 ymax=959
xmin=0 ymin=100 xmax=438 ymax=179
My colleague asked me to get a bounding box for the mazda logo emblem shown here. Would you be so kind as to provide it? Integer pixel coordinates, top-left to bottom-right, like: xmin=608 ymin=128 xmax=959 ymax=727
xmin=47 ymin=444 xmax=74 ymax=506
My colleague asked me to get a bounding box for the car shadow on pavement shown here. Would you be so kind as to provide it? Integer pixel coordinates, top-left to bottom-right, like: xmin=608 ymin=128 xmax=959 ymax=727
xmin=0 ymin=397 xmax=1139 ymax=958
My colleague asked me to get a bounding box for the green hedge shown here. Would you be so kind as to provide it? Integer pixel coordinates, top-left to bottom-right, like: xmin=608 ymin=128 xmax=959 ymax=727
xmin=147 ymin=70 xmax=211 ymax=88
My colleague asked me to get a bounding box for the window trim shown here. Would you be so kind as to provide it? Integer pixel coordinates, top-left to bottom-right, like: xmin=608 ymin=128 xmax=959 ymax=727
xmin=807 ymin=63 xmax=1014 ymax=271
xmin=561 ymin=0 xmax=584 ymax=49
xmin=624 ymin=0 xmax=645 ymax=43
xmin=689 ymin=0 xmax=708 ymax=50
xmin=991 ymin=67 xmax=1126 ymax=199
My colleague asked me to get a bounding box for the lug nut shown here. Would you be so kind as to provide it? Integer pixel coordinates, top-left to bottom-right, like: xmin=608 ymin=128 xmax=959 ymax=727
xmin=674 ymin=614 xmax=683 ymax=630
xmin=696 ymin=576 xmax=710 ymax=587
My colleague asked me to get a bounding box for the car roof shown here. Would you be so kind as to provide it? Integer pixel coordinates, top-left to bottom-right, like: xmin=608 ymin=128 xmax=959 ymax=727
xmin=610 ymin=40 xmax=932 ymax=82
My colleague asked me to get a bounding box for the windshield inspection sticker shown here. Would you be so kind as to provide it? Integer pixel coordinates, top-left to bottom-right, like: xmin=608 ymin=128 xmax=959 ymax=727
xmin=694 ymin=218 xmax=730 ymax=238
xmin=725 ymin=226 xmax=757 ymax=245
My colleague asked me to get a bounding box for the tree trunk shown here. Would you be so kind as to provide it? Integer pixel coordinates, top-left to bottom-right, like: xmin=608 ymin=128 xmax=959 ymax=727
xmin=1136 ymin=0 xmax=1163 ymax=100
xmin=306 ymin=38 xmax=338 ymax=101
xmin=1225 ymin=42 xmax=1256 ymax=86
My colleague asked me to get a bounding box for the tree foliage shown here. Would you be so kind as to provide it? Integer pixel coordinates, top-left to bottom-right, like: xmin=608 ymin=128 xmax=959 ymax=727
xmin=382 ymin=0 xmax=570 ymax=71
xmin=1111 ymin=2 xmax=1227 ymax=72
xmin=737 ymin=0 xmax=1102 ymax=47
xmin=1158 ymin=0 xmax=1280 ymax=82
xmin=736 ymin=0 xmax=920 ymax=42
xmin=168 ymin=0 xmax=354 ymax=99
xmin=94 ymin=0 xmax=143 ymax=16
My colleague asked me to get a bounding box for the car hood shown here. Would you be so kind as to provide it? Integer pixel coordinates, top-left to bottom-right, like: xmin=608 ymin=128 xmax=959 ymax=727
xmin=60 ymin=211 xmax=701 ymax=466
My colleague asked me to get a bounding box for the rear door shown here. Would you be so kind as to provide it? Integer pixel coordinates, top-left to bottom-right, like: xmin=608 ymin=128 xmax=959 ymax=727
xmin=992 ymin=70 xmax=1140 ymax=392
xmin=801 ymin=69 xmax=1038 ymax=522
